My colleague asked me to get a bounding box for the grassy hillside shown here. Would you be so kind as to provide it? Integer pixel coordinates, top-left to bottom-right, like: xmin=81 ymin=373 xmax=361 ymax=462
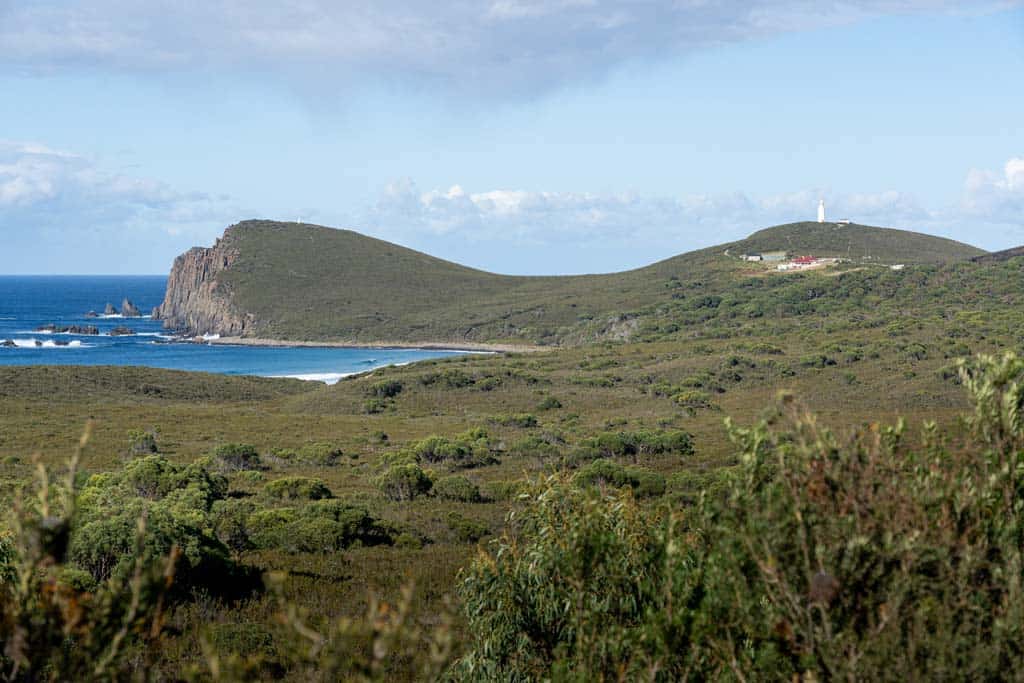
xmin=723 ymin=221 xmax=984 ymax=262
xmin=5 ymin=251 xmax=1024 ymax=680
xmin=183 ymin=219 xmax=985 ymax=344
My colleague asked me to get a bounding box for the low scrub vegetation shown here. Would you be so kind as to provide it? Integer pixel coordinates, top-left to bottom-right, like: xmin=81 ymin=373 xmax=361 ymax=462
xmin=8 ymin=349 xmax=1024 ymax=679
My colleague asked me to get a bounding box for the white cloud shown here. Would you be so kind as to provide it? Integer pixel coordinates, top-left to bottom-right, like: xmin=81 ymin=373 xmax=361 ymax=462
xmin=364 ymin=159 xmax=1024 ymax=271
xmin=0 ymin=140 xmax=235 ymax=272
xmin=0 ymin=1 xmax=1014 ymax=96
xmin=963 ymin=157 xmax=1024 ymax=224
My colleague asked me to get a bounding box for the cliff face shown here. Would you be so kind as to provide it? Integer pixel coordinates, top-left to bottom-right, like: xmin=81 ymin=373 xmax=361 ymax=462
xmin=154 ymin=230 xmax=251 ymax=336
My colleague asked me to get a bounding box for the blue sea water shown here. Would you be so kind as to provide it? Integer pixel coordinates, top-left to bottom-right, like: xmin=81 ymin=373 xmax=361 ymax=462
xmin=0 ymin=276 xmax=466 ymax=383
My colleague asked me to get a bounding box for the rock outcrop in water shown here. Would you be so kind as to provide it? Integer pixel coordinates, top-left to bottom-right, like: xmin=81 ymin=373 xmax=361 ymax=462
xmin=121 ymin=299 xmax=142 ymax=317
xmin=35 ymin=324 xmax=100 ymax=335
xmin=109 ymin=326 xmax=135 ymax=336
xmin=153 ymin=228 xmax=250 ymax=336
xmin=104 ymin=303 xmax=118 ymax=315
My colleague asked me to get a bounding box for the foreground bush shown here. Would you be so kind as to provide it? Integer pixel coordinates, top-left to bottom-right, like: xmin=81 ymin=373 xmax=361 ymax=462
xmin=455 ymin=353 xmax=1024 ymax=680
xmin=0 ymin=430 xmax=178 ymax=680
xmin=71 ymin=455 xmax=240 ymax=592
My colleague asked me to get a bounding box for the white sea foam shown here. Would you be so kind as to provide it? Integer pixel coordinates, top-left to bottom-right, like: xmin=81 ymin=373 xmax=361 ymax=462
xmin=5 ymin=338 xmax=88 ymax=349
xmin=202 ymin=333 xmax=221 ymax=341
xmin=269 ymin=371 xmax=359 ymax=385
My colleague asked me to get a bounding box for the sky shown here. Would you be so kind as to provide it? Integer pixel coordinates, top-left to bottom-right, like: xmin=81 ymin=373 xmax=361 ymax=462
xmin=0 ymin=1 xmax=1022 ymax=275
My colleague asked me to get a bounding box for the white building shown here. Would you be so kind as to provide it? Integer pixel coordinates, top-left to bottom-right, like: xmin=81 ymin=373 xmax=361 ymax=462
xmin=817 ymin=199 xmax=826 ymax=223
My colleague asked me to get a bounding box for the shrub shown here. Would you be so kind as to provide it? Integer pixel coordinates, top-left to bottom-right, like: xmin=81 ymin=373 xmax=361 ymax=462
xmin=433 ymin=475 xmax=482 ymax=503
xmin=481 ymin=480 xmax=527 ymax=502
xmin=574 ymin=459 xmax=665 ymax=498
xmin=419 ymin=369 xmax=475 ymax=388
xmin=453 ymin=480 xmax=679 ymax=680
xmin=409 ymin=429 xmax=498 ymax=469
xmin=0 ymin=447 xmax=182 ymax=681
xmin=263 ymin=477 xmax=333 ymax=501
xmin=507 ymin=435 xmax=562 ymax=463
xmin=297 ymin=442 xmax=344 ymax=466
xmin=576 ymin=428 xmax=693 ymax=464
xmin=126 ymin=427 xmax=159 ymax=456
xmin=536 ymin=395 xmax=562 ymax=411
xmin=367 ymin=379 xmax=403 ymax=398
xmin=375 ymin=464 xmax=433 ymax=502
xmin=446 ymin=513 xmax=489 ymax=543
xmin=363 ymin=398 xmax=390 ymax=414
xmin=214 ymin=443 xmax=261 ymax=471
xmin=672 ymin=390 xmax=714 ymax=412
xmin=70 ymin=455 xmax=240 ymax=593
xmin=799 ymin=353 xmax=837 ymax=368
xmin=476 ymin=376 xmax=502 ymax=391
xmin=489 ymin=413 xmax=538 ymax=428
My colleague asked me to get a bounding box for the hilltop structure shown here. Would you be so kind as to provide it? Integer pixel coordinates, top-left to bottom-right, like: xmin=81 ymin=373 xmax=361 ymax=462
xmin=818 ymin=199 xmax=826 ymax=223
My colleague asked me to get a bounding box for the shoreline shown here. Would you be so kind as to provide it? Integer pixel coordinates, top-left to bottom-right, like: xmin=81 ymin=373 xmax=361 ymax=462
xmin=204 ymin=336 xmax=548 ymax=354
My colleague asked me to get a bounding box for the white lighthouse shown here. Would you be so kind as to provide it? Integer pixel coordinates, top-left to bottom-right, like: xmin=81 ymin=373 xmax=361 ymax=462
xmin=817 ymin=199 xmax=826 ymax=223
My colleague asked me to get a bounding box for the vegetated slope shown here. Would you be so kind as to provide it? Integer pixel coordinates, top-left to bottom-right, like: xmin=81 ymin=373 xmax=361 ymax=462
xmin=156 ymin=219 xmax=986 ymax=345
xmin=724 ymin=221 xmax=984 ymax=263
xmin=0 ymin=365 xmax=314 ymax=403
xmin=973 ymin=245 xmax=1024 ymax=263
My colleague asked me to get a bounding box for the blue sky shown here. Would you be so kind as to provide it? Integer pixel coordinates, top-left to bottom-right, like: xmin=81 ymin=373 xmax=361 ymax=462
xmin=1 ymin=1 xmax=1022 ymax=275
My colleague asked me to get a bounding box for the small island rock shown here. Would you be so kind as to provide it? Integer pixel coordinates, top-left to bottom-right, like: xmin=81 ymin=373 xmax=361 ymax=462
xmin=104 ymin=303 xmax=118 ymax=315
xmin=1 ymin=340 xmax=16 ymax=347
xmin=85 ymin=310 xmax=99 ymax=318
xmin=35 ymin=324 xmax=99 ymax=335
xmin=121 ymin=298 xmax=142 ymax=317
xmin=109 ymin=326 xmax=135 ymax=336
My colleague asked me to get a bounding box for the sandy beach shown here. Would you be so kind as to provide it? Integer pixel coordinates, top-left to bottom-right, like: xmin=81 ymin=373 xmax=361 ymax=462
xmin=205 ymin=336 xmax=548 ymax=354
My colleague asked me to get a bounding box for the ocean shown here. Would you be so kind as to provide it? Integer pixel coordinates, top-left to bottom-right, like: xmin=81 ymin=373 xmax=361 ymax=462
xmin=0 ymin=276 xmax=467 ymax=383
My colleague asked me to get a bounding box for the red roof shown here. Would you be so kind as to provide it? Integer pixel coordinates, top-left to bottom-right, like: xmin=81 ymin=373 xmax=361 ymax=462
xmin=792 ymin=255 xmax=816 ymax=264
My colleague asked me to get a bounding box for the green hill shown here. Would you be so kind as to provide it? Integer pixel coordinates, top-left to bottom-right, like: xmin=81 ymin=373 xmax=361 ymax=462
xmin=723 ymin=221 xmax=984 ymax=263
xmin=155 ymin=219 xmax=987 ymax=345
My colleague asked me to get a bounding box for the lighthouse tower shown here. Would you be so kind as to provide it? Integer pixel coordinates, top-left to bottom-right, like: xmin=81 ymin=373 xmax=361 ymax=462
xmin=817 ymin=199 xmax=826 ymax=223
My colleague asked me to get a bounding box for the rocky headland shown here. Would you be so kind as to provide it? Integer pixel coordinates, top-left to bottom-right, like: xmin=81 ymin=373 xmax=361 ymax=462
xmin=153 ymin=228 xmax=250 ymax=337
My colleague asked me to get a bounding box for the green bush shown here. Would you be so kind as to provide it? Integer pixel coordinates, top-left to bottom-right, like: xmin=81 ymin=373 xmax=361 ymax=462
xmin=575 ymin=428 xmax=693 ymax=464
xmin=574 ymin=459 xmax=665 ymax=498
xmin=375 ymin=464 xmax=433 ymax=501
xmin=297 ymin=442 xmax=344 ymax=466
xmin=419 ymin=368 xmax=475 ymax=388
xmin=453 ymin=480 xmax=677 ymax=680
xmin=433 ymin=475 xmax=482 ymax=503
xmin=126 ymin=427 xmax=159 ymax=456
xmin=489 ymin=413 xmax=538 ymax=428
xmin=536 ymin=395 xmax=562 ymax=411
xmin=363 ymin=398 xmax=390 ymax=414
xmin=367 ymin=379 xmax=403 ymax=398
xmin=409 ymin=428 xmax=498 ymax=469
xmin=213 ymin=443 xmax=262 ymax=471
xmin=263 ymin=477 xmax=333 ymax=501
xmin=0 ymin=450 xmax=184 ymax=681
xmin=71 ymin=456 xmax=239 ymax=592
xmin=507 ymin=435 xmax=562 ymax=463
xmin=446 ymin=513 xmax=489 ymax=543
